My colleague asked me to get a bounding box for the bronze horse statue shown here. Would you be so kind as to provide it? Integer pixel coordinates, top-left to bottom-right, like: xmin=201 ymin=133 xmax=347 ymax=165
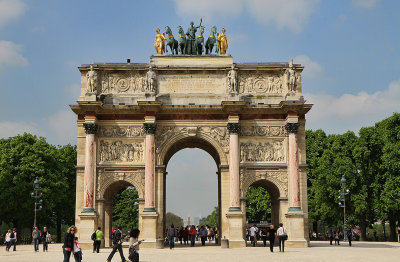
xmin=195 ymin=25 xmax=205 ymax=55
xmin=205 ymin=26 xmax=217 ymax=54
xmin=165 ymin=26 xmax=178 ymax=55
xmin=177 ymin=26 xmax=186 ymax=55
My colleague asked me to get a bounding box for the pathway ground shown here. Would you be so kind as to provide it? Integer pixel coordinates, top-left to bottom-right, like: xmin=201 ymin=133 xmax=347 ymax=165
xmin=0 ymin=241 xmax=398 ymax=262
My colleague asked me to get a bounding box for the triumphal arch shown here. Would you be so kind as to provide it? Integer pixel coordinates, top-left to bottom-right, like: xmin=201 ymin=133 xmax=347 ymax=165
xmin=71 ymin=53 xmax=312 ymax=248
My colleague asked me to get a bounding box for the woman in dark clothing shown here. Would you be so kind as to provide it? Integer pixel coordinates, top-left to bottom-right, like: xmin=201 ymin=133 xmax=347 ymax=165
xmin=63 ymin=226 xmax=76 ymax=262
xmin=267 ymin=225 xmax=277 ymax=252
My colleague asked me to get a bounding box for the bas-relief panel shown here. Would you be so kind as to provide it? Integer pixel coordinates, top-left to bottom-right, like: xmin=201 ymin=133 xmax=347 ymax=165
xmin=98 ymin=139 xmax=144 ymax=163
xmin=97 ymin=126 xmax=145 ymax=138
xmin=240 ymin=140 xmax=285 ymax=163
xmin=157 ymin=75 xmax=227 ymax=94
xmin=240 ymin=125 xmax=287 ymax=137
xmin=99 ymin=71 xmax=147 ymax=95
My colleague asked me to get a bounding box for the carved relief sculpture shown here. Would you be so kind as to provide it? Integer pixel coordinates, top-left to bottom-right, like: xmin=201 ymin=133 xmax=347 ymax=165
xmin=286 ymin=59 xmax=297 ymax=94
xmin=86 ymin=65 xmax=98 ymax=93
xmin=240 ymin=141 xmax=285 ymax=162
xmin=100 ymin=72 xmax=146 ymax=95
xmin=98 ymin=126 xmax=145 ymax=138
xmin=240 ymin=171 xmax=288 ymax=197
xmin=145 ymin=67 xmax=157 ymax=94
xmin=240 ymin=126 xmax=287 ymax=137
xmin=99 ymin=140 xmax=144 ymax=163
xmin=238 ymin=73 xmax=284 ymax=95
xmin=228 ymin=65 xmax=238 ymax=94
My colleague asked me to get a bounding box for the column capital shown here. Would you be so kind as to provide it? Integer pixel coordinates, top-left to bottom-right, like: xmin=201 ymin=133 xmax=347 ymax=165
xmin=285 ymin=122 xmax=299 ymax=134
xmin=83 ymin=123 xmax=98 ymax=134
xmin=227 ymin=122 xmax=241 ymax=134
xmin=143 ymin=123 xmax=157 ymax=134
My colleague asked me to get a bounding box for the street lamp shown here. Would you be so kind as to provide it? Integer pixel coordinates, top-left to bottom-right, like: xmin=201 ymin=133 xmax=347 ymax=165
xmin=31 ymin=177 xmax=43 ymax=228
xmin=338 ymin=175 xmax=349 ymax=241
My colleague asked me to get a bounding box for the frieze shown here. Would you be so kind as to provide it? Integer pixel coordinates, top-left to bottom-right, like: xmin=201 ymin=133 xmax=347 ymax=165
xmin=97 ymin=126 xmax=145 ymax=137
xmin=99 ymin=140 xmax=144 ymax=163
xmin=240 ymin=126 xmax=287 ymax=137
xmin=240 ymin=140 xmax=285 ymax=162
xmin=100 ymin=71 xmax=146 ymax=94
xmin=238 ymin=73 xmax=285 ymax=95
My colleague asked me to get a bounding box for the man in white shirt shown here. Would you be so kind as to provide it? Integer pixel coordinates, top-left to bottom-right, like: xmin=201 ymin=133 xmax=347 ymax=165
xmin=250 ymin=225 xmax=258 ymax=247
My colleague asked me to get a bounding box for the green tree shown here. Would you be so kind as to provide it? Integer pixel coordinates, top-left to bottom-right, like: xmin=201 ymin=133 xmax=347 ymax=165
xmin=198 ymin=206 xmax=219 ymax=227
xmin=246 ymin=186 xmax=271 ymax=222
xmin=112 ymin=187 xmax=139 ymax=230
xmin=165 ymin=212 xmax=183 ymax=228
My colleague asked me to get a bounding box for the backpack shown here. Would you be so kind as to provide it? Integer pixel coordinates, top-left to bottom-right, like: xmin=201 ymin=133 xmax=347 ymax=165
xmin=91 ymin=231 xmax=97 ymax=241
xmin=46 ymin=233 xmax=52 ymax=243
xmin=10 ymin=232 xmax=14 ymax=239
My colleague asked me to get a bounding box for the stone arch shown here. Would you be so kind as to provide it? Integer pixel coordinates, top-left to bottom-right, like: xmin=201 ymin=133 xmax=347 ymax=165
xmin=97 ymin=171 xmax=145 ymax=200
xmin=156 ymin=126 xmax=229 ymax=166
xmin=240 ymin=170 xmax=288 ymax=198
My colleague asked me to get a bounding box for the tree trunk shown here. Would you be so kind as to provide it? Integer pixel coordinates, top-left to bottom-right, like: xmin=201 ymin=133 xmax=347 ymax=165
xmin=389 ymin=216 xmax=396 ymax=242
xmin=360 ymin=218 xmax=367 ymax=241
xmin=56 ymin=214 xmax=62 ymax=243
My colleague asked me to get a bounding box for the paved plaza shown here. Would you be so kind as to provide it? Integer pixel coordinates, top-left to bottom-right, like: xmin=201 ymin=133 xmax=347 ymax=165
xmin=0 ymin=241 xmax=399 ymax=262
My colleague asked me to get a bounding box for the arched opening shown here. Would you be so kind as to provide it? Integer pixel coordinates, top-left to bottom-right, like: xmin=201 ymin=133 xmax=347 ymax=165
xmin=102 ymin=181 xmax=139 ymax=247
xmin=163 ymin=137 xmax=221 ymax=246
xmin=245 ymin=180 xmax=281 ymax=246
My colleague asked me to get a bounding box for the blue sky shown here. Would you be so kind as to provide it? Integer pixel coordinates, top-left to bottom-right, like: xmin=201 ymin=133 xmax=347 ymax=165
xmin=1 ymin=0 xmax=399 ymax=219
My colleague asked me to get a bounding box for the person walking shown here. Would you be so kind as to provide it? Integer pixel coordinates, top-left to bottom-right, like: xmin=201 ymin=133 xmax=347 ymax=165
xmin=250 ymin=225 xmax=258 ymax=247
xmin=93 ymin=227 xmax=103 ymax=253
xmin=347 ymin=228 xmax=353 ymax=247
xmin=166 ymin=224 xmax=176 ymax=250
xmin=189 ymin=225 xmax=197 ymax=247
xmin=32 ymin=226 xmax=41 ymax=252
xmin=267 ymin=225 xmax=277 ymax=252
xmin=73 ymin=237 xmax=83 ymax=262
xmin=42 ymin=227 xmax=49 ymax=252
xmin=63 ymin=226 xmax=76 ymax=262
xmin=277 ymin=223 xmax=287 ymax=252
xmin=334 ymin=228 xmax=340 ymax=245
xmin=129 ymin=228 xmax=143 ymax=262
xmin=178 ymin=226 xmax=183 ymax=244
xmin=199 ymin=225 xmax=208 ymax=246
xmin=5 ymin=229 xmax=11 ymax=251
xmin=328 ymin=228 xmax=334 ymax=245
xmin=106 ymin=225 xmax=126 ymax=262
xmin=183 ymin=226 xmax=189 ymax=245
xmin=11 ymin=228 xmax=17 ymax=251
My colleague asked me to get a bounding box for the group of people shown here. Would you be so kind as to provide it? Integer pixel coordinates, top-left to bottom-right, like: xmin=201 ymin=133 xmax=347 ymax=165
xmin=165 ymin=224 xmax=219 ymax=249
xmin=4 ymin=228 xmax=17 ymax=251
xmin=32 ymin=226 xmax=51 ymax=252
xmin=246 ymin=223 xmax=288 ymax=252
xmin=327 ymin=228 xmax=354 ymax=246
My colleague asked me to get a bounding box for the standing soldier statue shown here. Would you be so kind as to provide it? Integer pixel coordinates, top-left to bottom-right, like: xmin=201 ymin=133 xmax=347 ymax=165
xmin=186 ymin=19 xmax=202 ymax=55
xmin=228 ymin=65 xmax=238 ymax=94
xmin=287 ymin=59 xmax=297 ymax=93
xmin=146 ymin=66 xmax=157 ymax=94
xmin=86 ymin=65 xmax=97 ymax=93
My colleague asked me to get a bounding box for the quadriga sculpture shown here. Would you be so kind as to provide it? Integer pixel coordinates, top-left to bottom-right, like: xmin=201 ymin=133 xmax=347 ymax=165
xmin=165 ymin=26 xmax=178 ymax=55
xmin=205 ymin=26 xmax=217 ymax=54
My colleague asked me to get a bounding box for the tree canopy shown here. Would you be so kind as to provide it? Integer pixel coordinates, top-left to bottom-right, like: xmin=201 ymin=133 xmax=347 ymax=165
xmin=112 ymin=186 xmax=139 ymax=231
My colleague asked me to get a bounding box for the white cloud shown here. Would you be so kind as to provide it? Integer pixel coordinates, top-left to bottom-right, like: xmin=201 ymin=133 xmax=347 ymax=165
xmin=0 ymin=40 xmax=28 ymax=68
xmin=0 ymin=121 xmax=41 ymax=138
xmin=294 ymin=55 xmax=323 ymax=78
xmin=305 ymin=79 xmax=400 ymax=134
xmin=65 ymin=83 xmax=81 ymax=102
xmin=0 ymin=0 xmax=26 ymax=28
xmin=47 ymin=109 xmax=77 ymax=145
xmin=352 ymin=0 xmax=380 ymax=9
xmin=174 ymin=0 xmax=320 ymax=33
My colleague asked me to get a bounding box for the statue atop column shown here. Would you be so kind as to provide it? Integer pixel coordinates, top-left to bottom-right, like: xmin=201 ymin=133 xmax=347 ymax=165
xmin=228 ymin=65 xmax=238 ymax=94
xmin=86 ymin=65 xmax=98 ymax=93
xmin=217 ymin=28 xmax=228 ymax=55
xmin=287 ymin=58 xmax=297 ymax=93
xmin=185 ymin=19 xmax=202 ymax=55
xmin=154 ymin=28 xmax=166 ymax=55
xmin=146 ymin=66 xmax=157 ymax=94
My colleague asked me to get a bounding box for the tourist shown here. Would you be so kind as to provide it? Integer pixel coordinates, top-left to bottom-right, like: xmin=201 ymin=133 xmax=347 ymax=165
xmin=207 ymin=226 xmax=211 ymax=242
xmin=32 ymin=226 xmax=41 ymax=252
xmin=11 ymin=228 xmax=17 ymax=251
xmin=106 ymin=225 xmax=126 ymax=262
xmin=183 ymin=226 xmax=189 ymax=245
xmin=397 ymin=224 xmax=400 ymax=243
xmin=73 ymin=237 xmax=82 ymax=262
xmin=5 ymin=229 xmax=11 ymax=251
xmin=261 ymin=228 xmax=267 ymax=247
xmin=250 ymin=224 xmax=258 ymax=247
xmin=178 ymin=226 xmax=183 ymax=244
xmin=166 ymin=224 xmax=176 ymax=249
xmin=196 ymin=226 xmax=200 ymax=241
xmin=199 ymin=225 xmax=208 ymax=246
xmin=189 ymin=225 xmax=197 ymax=247
xmin=334 ymin=228 xmax=340 ymax=245
xmin=63 ymin=226 xmax=76 ymax=262
xmin=267 ymin=225 xmax=277 ymax=252
xmin=277 ymin=223 xmax=287 ymax=252
xmin=129 ymin=228 xmax=143 ymax=262
xmin=93 ymin=227 xmax=103 ymax=253
xmin=42 ymin=227 xmax=50 ymax=252
xmin=328 ymin=228 xmax=334 ymax=245
xmin=346 ymin=228 xmax=353 ymax=247
xmin=214 ymin=227 xmax=219 ymax=244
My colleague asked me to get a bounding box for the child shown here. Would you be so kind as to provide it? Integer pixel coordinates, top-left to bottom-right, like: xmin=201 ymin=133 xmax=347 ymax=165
xmin=73 ymin=237 xmax=82 ymax=262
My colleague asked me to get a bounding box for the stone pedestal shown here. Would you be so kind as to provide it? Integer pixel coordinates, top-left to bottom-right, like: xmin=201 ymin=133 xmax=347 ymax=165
xmin=226 ymin=211 xmax=245 ymax=248
xmin=285 ymin=212 xmax=308 ymax=247
xmin=78 ymin=213 xmax=97 ymax=249
xmin=140 ymin=212 xmax=158 ymax=248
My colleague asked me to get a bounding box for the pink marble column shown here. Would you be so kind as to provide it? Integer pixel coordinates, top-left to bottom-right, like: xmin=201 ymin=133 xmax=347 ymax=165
xmin=285 ymin=122 xmax=301 ymax=212
xmin=227 ymin=122 xmax=241 ymax=212
xmin=144 ymin=123 xmax=156 ymax=212
xmin=83 ymin=123 xmax=98 ymax=212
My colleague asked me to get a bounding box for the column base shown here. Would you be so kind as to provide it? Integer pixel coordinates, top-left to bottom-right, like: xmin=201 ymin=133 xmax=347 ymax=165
xmin=226 ymin=210 xmax=245 ymax=248
xmin=143 ymin=207 xmax=156 ymax=212
xmin=141 ymin=211 xmax=158 ymax=248
xmin=81 ymin=207 xmax=96 ymax=214
xmin=228 ymin=206 xmax=241 ymax=212
xmin=288 ymin=206 xmax=302 ymax=213
xmin=78 ymin=212 xmax=98 ymax=249
xmin=285 ymin=212 xmax=309 ymax=248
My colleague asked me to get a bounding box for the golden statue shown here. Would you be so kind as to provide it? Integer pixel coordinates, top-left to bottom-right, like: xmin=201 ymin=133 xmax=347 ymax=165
xmin=154 ymin=28 xmax=166 ymax=55
xmin=217 ymin=28 xmax=228 ymax=55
